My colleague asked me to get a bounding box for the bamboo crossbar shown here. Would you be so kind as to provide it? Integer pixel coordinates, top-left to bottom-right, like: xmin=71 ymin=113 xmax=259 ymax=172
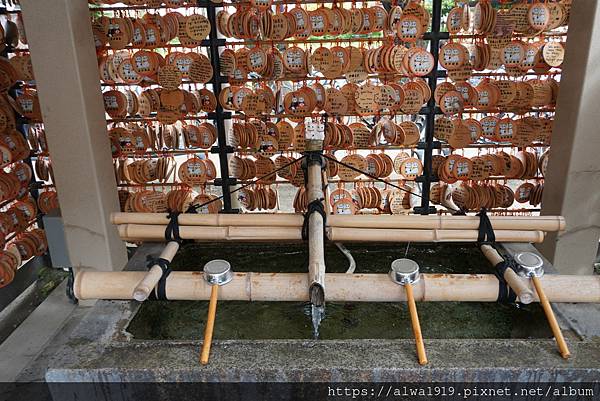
xmin=111 ymin=212 xmax=565 ymax=232
xmin=73 ymin=271 xmax=600 ymax=303
xmin=116 ymin=224 xmax=546 ymax=243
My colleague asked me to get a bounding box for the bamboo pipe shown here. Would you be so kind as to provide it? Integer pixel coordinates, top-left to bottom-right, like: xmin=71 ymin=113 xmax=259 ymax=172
xmin=405 ymin=283 xmax=427 ymax=365
xmin=531 ymin=276 xmax=571 ymax=359
xmin=132 ymin=241 xmax=180 ymax=302
xmin=110 ymin=212 xmax=566 ymax=232
xmin=480 ymin=245 xmax=535 ymax=304
xmin=73 ymin=271 xmax=600 ymax=303
xmin=116 ymin=224 xmax=546 ymax=243
xmin=117 ymin=224 xmax=302 ymax=241
xmin=200 ymin=285 xmax=218 ymax=365
xmin=307 ymin=161 xmax=326 ymax=304
xmin=328 ymin=228 xmax=546 ymax=243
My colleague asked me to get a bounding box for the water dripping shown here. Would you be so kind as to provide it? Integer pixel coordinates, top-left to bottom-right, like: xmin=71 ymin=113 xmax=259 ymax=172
xmin=309 ymin=284 xmax=325 ymax=339
xmin=311 ymin=304 xmax=325 ymax=339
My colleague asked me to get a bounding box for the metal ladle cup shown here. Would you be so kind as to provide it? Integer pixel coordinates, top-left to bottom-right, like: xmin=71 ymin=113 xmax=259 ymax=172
xmin=389 ymin=258 xmax=420 ymax=285
xmin=203 ymin=259 xmax=233 ymax=286
xmin=515 ymin=252 xmax=544 ymax=278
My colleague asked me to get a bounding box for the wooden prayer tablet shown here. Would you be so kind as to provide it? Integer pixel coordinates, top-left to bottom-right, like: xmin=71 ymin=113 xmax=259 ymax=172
xmin=283 ymin=46 xmax=306 ymax=72
xmin=446 ymin=7 xmax=463 ymax=34
xmin=434 ymin=116 xmax=454 ymax=141
xmin=185 ymin=14 xmax=211 ymax=41
xmin=439 ymin=90 xmax=464 ymax=115
xmin=132 ymin=50 xmax=159 ymax=76
xmin=337 ymin=154 xmax=366 ymax=181
xmin=401 ymin=86 xmax=425 ymax=114
xmin=157 ymin=65 xmax=182 ymax=90
xmin=397 ymin=15 xmax=423 ymax=42
xmin=407 ymin=48 xmax=434 ymax=77
xmin=542 ymin=41 xmax=565 ymax=67
xmin=398 ymin=157 xmax=423 ymax=180
xmin=448 ymin=119 xmax=471 ymax=149
xmin=528 ymin=3 xmax=550 ymax=31
xmin=179 ymin=157 xmax=207 ymax=186
xmin=439 ymin=43 xmax=468 ymax=71
xmin=103 ymin=90 xmax=127 ymax=118
xmin=329 ymin=187 xmax=352 ymax=208
xmin=501 ymin=41 xmax=526 ymax=67
xmin=332 ymin=198 xmax=356 ymax=215
xmin=188 ymin=54 xmax=213 ymax=83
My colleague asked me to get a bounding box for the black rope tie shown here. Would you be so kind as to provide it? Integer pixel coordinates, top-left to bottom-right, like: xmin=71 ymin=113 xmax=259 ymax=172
xmin=301 ymin=151 xmax=327 ymax=187
xmin=146 ymin=256 xmax=172 ymax=301
xmin=476 ymin=208 xmax=496 ymax=245
xmin=164 ymin=211 xmax=183 ymax=243
xmin=302 ymin=198 xmax=327 ymax=241
xmin=494 ymin=259 xmax=518 ymax=304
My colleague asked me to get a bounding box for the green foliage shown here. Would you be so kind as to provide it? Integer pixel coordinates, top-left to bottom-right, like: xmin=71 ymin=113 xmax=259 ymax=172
xmin=441 ymin=0 xmax=456 ymax=17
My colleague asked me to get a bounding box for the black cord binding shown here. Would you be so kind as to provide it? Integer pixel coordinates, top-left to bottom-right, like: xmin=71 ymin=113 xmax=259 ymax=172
xmin=164 ymin=211 xmax=183 ymax=243
xmin=66 ymin=267 xmax=78 ymax=305
xmin=146 ymin=256 xmax=172 ymax=301
xmin=302 ymin=199 xmax=327 ymax=241
xmin=494 ymin=260 xmax=518 ymax=303
xmin=476 ymin=208 xmax=496 ymax=245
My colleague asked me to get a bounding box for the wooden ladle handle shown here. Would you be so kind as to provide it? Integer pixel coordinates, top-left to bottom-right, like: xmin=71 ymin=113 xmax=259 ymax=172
xmin=200 ymin=285 xmax=219 ymax=365
xmin=532 ymin=276 xmax=570 ymax=359
xmin=406 ymin=283 xmax=427 ymax=365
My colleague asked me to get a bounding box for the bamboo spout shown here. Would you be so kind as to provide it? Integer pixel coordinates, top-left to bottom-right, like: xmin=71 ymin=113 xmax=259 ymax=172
xmin=306 ymin=155 xmax=327 ymax=338
xmin=307 ymin=160 xmax=326 ymax=298
xmin=132 ymin=241 xmax=180 ymax=301
xmin=480 ymin=244 xmax=535 ymax=304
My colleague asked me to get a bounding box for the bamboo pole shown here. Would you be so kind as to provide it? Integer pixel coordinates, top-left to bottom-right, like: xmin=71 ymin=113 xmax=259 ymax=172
xmin=117 ymin=224 xmax=302 ymax=241
xmin=132 ymin=241 xmax=180 ymax=301
xmin=405 ymin=283 xmax=427 ymax=365
xmin=307 ymin=161 xmax=326 ymax=304
xmin=73 ymin=271 xmax=600 ymax=303
xmin=110 ymin=212 xmax=565 ymax=232
xmin=116 ymin=224 xmax=546 ymax=243
xmin=329 ymin=228 xmax=546 ymax=243
xmin=200 ymin=285 xmax=218 ymax=365
xmin=480 ymin=245 xmax=535 ymax=304
xmin=531 ymin=276 xmax=571 ymax=359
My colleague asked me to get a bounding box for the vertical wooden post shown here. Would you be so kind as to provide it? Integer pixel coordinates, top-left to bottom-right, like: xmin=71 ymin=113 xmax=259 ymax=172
xmin=538 ymin=2 xmax=600 ymax=274
xmin=19 ymin=0 xmax=127 ymax=271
